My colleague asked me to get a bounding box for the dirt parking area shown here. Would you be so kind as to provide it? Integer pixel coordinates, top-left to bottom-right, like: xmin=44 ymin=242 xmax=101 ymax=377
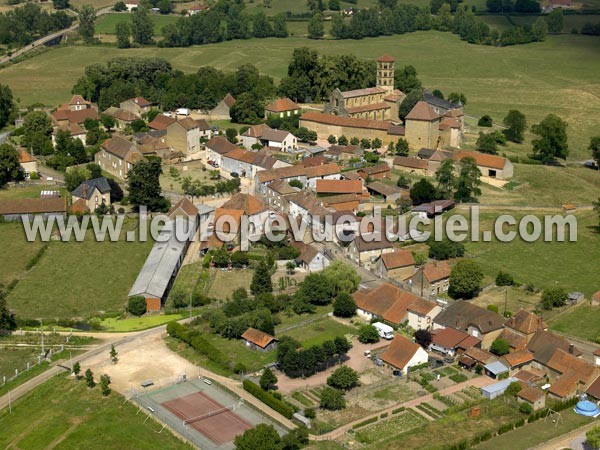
xmin=83 ymin=332 xmax=199 ymax=394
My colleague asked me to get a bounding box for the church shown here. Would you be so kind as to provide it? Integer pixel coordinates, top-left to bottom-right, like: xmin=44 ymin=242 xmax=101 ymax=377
xmin=323 ymin=55 xmax=406 ymax=121
xmin=302 ymin=54 xmax=465 ymax=151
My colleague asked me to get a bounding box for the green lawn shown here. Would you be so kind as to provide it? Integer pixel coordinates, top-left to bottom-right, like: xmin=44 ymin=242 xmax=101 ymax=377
xmin=206 ymin=268 xmax=254 ymax=300
xmin=0 ymin=222 xmax=43 ymax=286
xmin=2 ymin=32 xmax=599 ymax=159
xmin=283 ymin=317 xmax=356 ymax=347
xmin=354 ymin=411 xmax=424 ymax=445
xmin=99 ymin=314 xmax=184 ymax=332
xmin=464 ymin=210 xmax=600 ymax=298
xmin=0 ymin=375 xmax=192 ymax=450
xmin=0 ymin=185 xmax=66 ymax=200
xmin=6 ymin=220 xmax=154 ymax=319
xmin=477 ymin=409 xmax=593 ymax=450
xmin=95 ymin=13 xmax=180 ymax=36
xmin=0 ymin=347 xmax=38 ymax=380
xmin=548 ymin=304 xmax=600 ymax=341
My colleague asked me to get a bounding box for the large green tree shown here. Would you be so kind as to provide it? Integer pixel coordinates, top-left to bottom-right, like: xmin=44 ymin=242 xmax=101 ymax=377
xmin=322 ymin=260 xmax=360 ymax=295
xmin=308 ymin=12 xmax=325 ymax=39
xmin=234 ymin=424 xmax=281 ymax=450
xmin=230 ymin=92 xmax=263 ymax=124
xmin=115 ymin=21 xmax=131 ymax=48
xmin=454 ymin=157 xmax=482 ymax=202
xmin=503 ymin=109 xmax=526 ymax=143
xmin=251 ymin=261 xmax=273 ymax=295
xmin=358 ymin=324 xmax=380 ymax=343
xmin=546 ymin=8 xmax=563 ymax=33
xmin=259 ymin=368 xmax=278 ymax=390
xmin=320 ymin=386 xmax=346 ymax=410
xmin=398 ymin=88 xmax=424 ymax=120
xmin=435 ymin=159 xmax=456 ymax=199
xmin=476 ymin=132 xmax=498 ymax=155
xmin=586 ymin=426 xmax=600 ymax=450
xmin=252 ymin=11 xmax=274 ymax=38
xmin=131 ymin=7 xmax=154 ymax=45
xmin=332 ymin=292 xmax=356 ymax=318
xmin=22 ymin=110 xmax=53 ymax=152
xmin=327 ymin=366 xmax=359 ymax=390
xmin=410 ymin=178 xmax=438 ymax=205
xmin=78 ymin=5 xmax=96 ymax=43
xmin=531 ymin=114 xmax=568 ymax=164
xmin=127 ymin=158 xmax=168 ymax=211
xmin=0 ymin=287 xmax=17 ymax=334
xmin=449 ymin=260 xmax=484 ymax=299
xmin=589 ymin=136 xmax=600 ymax=168
xmin=0 ymin=143 xmax=24 ymax=187
xmin=296 ymin=273 xmax=335 ymax=305
xmin=490 ymin=338 xmax=510 ymax=356
xmin=0 ymin=84 xmax=14 ymax=130
xmin=540 ymin=287 xmax=567 ymax=310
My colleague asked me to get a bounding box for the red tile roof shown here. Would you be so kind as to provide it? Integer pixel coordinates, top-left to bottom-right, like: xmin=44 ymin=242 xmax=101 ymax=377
xmin=300 ymin=111 xmax=391 ymax=131
xmin=587 ymin=375 xmax=600 ymax=399
xmin=422 ymin=261 xmax=451 ymax=283
xmin=126 ymin=97 xmax=152 ymax=107
xmin=393 ymin=156 xmax=428 ymax=170
xmin=18 ymin=149 xmax=36 ymax=164
xmin=547 ymin=348 xmax=596 ymax=383
xmin=453 ymin=150 xmax=509 ymax=171
xmin=0 ymin=197 xmax=67 ymax=215
xmin=265 ymin=98 xmax=300 ymax=113
xmin=506 ymin=310 xmax=547 ymax=335
xmin=148 ymin=114 xmax=176 ymax=130
xmin=241 ymin=327 xmax=277 ymax=349
xmin=381 ymin=335 xmax=423 ymax=370
xmin=206 ymin=136 xmax=238 ymax=155
xmin=221 ymin=193 xmax=266 ymax=216
xmin=518 ymin=386 xmax=545 ymax=403
xmin=168 ymin=197 xmax=198 ymax=219
xmin=463 ymin=347 xmax=496 ymax=365
xmin=431 ymin=327 xmax=471 ymax=349
xmin=405 ymin=101 xmax=439 ymax=121
xmin=316 ymin=179 xmax=362 ymax=194
xmin=503 ymin=349 xmax=534 ymax=368
xmin=377 ymin=54 xmax=395 ymax=62
xmin=380 ymin=249 xmax=415 ymax=269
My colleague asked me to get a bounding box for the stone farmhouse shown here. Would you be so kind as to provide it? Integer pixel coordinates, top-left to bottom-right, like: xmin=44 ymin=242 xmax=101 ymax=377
xmin=71 ymin=177 xmax=111 ymax=212
xmin=264 ymin=97 xmax=301 ymax=118
xmin=95 ymin=136 xmax=144 ymax=179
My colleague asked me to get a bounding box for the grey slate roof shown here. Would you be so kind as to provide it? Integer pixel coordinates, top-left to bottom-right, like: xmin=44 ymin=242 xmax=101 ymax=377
xmin=71 ymin=177 xmax=111 ymax=199
xmin=424 ymin=91 xmax=460 ymax=110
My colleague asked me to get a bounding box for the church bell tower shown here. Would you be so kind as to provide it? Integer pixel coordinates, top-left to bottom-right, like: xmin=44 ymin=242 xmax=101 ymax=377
xmin=376 ymin=55 xmax=395 ymax=94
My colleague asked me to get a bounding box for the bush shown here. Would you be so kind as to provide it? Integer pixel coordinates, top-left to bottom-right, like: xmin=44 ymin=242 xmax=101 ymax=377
xmin=496 ymin=271 xmax=515 ymax=286
xmin=540 ymin=287 xmax=568 ymax=310
xmin=332 ymin=292 xmax=356 ymax=318
xmin=243 ymin=380 xmax=294 ymax=418
xmin=127 ymin=296 xmax=147 ymax=316
xmin=358 ymin=324 xmax=380 ymax=343
xmin=487 ymin=304 xmax=499 ymax=313
xmin=478 ymin=115 xmax=493 ymax=127
xmin=320 ymin=386 xmax=346 ymax=410
xmin=519 ymin=401 xmax=533 ymax=414
xmin=304 ymin=407 xmax=316 ymax=419
xmin=327 ymin=366 xmax=359 ymax=390
xmin=352 ymin=416 xmax=378 ymax=429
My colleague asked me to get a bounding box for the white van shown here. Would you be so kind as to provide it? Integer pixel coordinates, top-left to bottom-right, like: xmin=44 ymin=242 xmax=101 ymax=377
xmin=176 ymin=108 xmax=190 ymax=116
xmin=373 ymin=322 xmax=394 ymax=340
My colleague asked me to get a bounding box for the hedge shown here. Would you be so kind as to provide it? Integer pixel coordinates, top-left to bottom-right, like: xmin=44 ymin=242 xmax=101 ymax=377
xmin=166 ymin=321 xmax=230 ymax=369
xmin=392 ymin=407 xmax=406 ymax=414
xmin=352 ymin=416 xmax=378 ymax=429
xmin=243 ymin=380 xmax=294 ymax=419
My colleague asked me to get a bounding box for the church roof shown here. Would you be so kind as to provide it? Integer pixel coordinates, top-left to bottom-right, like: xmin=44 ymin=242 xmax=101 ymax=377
xmin=377 ymin=54 xmax=395 ymax=62
xmin=405 ymin=101 xmax=440 ymax=122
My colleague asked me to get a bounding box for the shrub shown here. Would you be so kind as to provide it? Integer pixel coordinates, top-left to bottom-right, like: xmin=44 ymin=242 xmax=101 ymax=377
xmin=490 ymin=338 xmax=510 ymax=356
xmin=392 ymin=407 xmax=406 ymax=414
xmin=327 ymin=366 xmax=359 ymax=391
xmin=304 ymin=407 xmax=316 ymax=419
xmin=358 ymin=324 xmax=380 ymax=343
xmin=320 ymin=386 xmax=346 ymax=410
xmin=496 ymin=271 xmax=515 ymax=286
xmin=487 ymin=304 xmax=499 ymax=313
xmin=243 ymin=380 xmax=294 ymax=418
xmin=478 ymin=115 xmax=493 ymax=127
xmin=352 ymin=416 xmax=378 ymax=429
xmin=127 ymin=296 xmax=146 ymax=316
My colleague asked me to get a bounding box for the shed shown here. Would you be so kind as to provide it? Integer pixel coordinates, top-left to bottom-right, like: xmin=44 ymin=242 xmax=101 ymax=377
xmin=481 ymin=377 xmax=518 ymax=400
xmin=484 ymin=360 xmax=509 ymax=379
xmin=241 ymin=327 xmax=278 ymax=352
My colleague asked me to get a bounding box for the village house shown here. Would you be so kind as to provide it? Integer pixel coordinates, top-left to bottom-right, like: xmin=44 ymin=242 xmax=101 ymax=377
xmin=216 ymin=193 xmax=269 ymax=240
xmin=374 ymin=249 xmax=415 ymax=280
xmin=103 ymin=107 xmax=140 ymax=129
xmin=119 ymin=97 xmax=153 ymax=116
xmin=459 ymin=347 xmax=497 ymax=370
xmin=586 ymin=375 xmax=600 ymax=401
xmin=95 ymin=136 xmax=144 ymax=179
xmin=526 ymin=330 xmax=582 ymax=372
xmin=71 ymin=177 xmax=111 ymax=212
xmin=429 ymin=327 xmax=480 ymax=357
xmin=0 ymin=197 xmax=67 ymax=222
xmin=221 ymin=148 xmax=287 ymax=178
xmin=18 ymin=149 xmax=38 ymax=179
xmin=500 ymin=309 xmax=547 ymax=350
xmin=165 ymin=117 xmax=202 ymax=156
xmin=61 ymin=94 xmax=93 ymax=112
xmin=347 ymin=231 xmax=395 ymax=268
xmin=546 ymin=348 xmax=597 ymax=399
xmin=423 ymin=91 xmax=464 ymax=119
xmin=261 ymin=179 xmax=300 ymax=212
xmin=240 ymin=124 xmax=297 ymax=152
xmin=205 ymin=136 xmax=239 ymax=167
xmin=125 ymin=0 xmax=140 ymax=12
xmin=407 ymin=261 xmax=451 ymax=297
xmin=315 ymin=179 xmax=363 ymax=197
xmin=500 ymin=349 xmax=535 ymax=374
xmin=366 ymin=181 xmax=405 ymax=203
xmin=300 ymin=156 xmax=328 ymax=168
xmin=381 ymin=334 xmax=429 ymax=376
xmin=357 ymin=163 xmax=390 ymax=181
xmin=354 ymin=282 xmax=439 ymax=329
xmin=51 ymin=97 xmax=100 ymax=145
xmin=517 ymin=386 xmax=546 ymax=411
xmin=210 ymin=93 xmax=236 ymax=119
xmin=293 ymin=242 xmax=331 ymax=273
xmin=168 ymin=197 xmax=201 ymax=228
xmin=255 ymin=162 xmax=341 ymax=194
xmin=393 ymin=156 xmax=429 ymax=176
xmin=454 ymin=150 xmax=513 ymax=180
xmin=187 ymin=3 xmax=209 ymax=15
xmin=433 ymin=300 xmax=506 ymax=350
xmin=264 ymin=98 xmax=301 ymax=118
xmin=51 ymin=122 xmax=87 ymax=147
xmin=241 ymin=328 xmax=278 ymax=352
xmin=133 ymin=131 xmax=179 ymax=161
xmin=148 ymin=114 xmax=177 ymax=132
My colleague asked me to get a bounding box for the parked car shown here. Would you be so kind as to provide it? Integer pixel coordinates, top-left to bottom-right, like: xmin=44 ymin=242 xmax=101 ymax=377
xmin=230 ymin=172 xmax=239 ymax=178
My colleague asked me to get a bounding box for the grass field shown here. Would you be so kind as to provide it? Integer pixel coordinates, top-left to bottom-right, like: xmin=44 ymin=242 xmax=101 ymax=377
xmin=0 ymin=347 xmax=38 ymax=380
xmin=283 ymin=317 xmax=356 ymax=347
xmin=206 ymin=268 xmax=254 ymax=300
xmin=0 ymin=375 xmax=191 ymax=450
xmin=0 ymin=184 xmax=66 ymax=200
xmin=6 ymin=220 xmax=154 ymax=319
xmin=95 ymin=13 xmax=180 ymax=36
xmin=548 ymin=304 xmax=600 ymax=341
xmin=0 ymin=222 xmax=44 ymax=287
xmin=99 ymin=314 xmax=185 ymax=331
xmin=2 ymin=32 xmax=599 ymax=159
xmin=464 ymin=210 xmax=600 ymax=298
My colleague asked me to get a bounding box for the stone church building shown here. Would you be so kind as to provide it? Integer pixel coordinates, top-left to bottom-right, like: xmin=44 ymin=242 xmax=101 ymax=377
xmin=323 ymin=55 xmax=406 ymax=121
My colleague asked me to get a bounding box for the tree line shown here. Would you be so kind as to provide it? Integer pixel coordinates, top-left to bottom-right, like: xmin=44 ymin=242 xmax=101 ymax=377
xmin=0 ymin=3 xmax=73 ymax=48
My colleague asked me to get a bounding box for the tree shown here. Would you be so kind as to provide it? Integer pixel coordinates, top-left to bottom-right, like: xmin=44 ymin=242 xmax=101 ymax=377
xmin=476 ymin=132 xmax=498 ymax=154
xmin=327 ymin=366 xmax=359 ymax=390
xmin=0 ymin=84 xmax=14 ymax=130
xmin=531 ymin=17 xmax=548 ymax=41
xmin=395 ymin=66 xmax=422 ymax=94
xmin=414 ymin=329 xmax=432 ymax=348
xmin=131 ymin=7 xmax=154 ymax=45
xmin=296 ymin=273 xmax=335 ymax=305
xmin=109 ymin=344 xmax=118 ymax=364
xmin=399 ymin=89 xmax=424 ymax=120
xmin=53 ymin=0 xmax=70 ymax=9
xmin=115 ymin=22 xmax=131 ymax=48
xmin=435 ymin=159 xmax=455 ymax=198
xmin=396 ymin=174 xmax=410 ymax=188
xmin=586 ymin=426 xmax=600 ymax=450
xmin=253 ymin=11 xmax=274 ymax=38
xmin=272 ymin=13 xmax=289 ymax=38
xmin=546 ymin=8 xmax=563 ymax=33
xmin=128 ymin=295 xmax=147 ymax=316
xmin=505 ymin=380 xmax=522 ymax=396
xmin=531 ymin=114 xmax=568 ymax=164
xmin=100 ymin=374 xmax=111 ymax=396
xmin=23 ymin=110 xmax=52 ymax=150
xmin=448 ymin=260 xmax=484 ymax=299
xmin=282 ymin=427 xmax=309 ymax=450
xmin=428 ymin=240 xmax=465 ymax=260
xmin=338 ymin=135 xmax=348 ymax=146
xmin=234 ymin=423 xmax=281 ymax=450
xmin=448 ymin=92 xmax=467 ymax=105
xmin=114 ymin=1 xmax=126 ymax=11
xmin=0 ymin=144 xmax=24 ymax=188
xmin=322 ymin=260 xmax=360 ymax=295
xmin=308 ymin=13 xmax=325 ymax=39
xmin=251 ymin=260 xmax=273 ymax=295
xmin=226 ymin=128 xmax=238 ymax=143
xmin=327 ymin=135 xmax=337 ymax=144
xmin=490 ymin=338 xmax=510 ymax=356
xmin=320 ymin=386 xmax=346 ymax=410
xmin=230 ymin=92 xmax=263 ymax=124
xmin=540 ymin=287 xmax=567 ymax=310
xmin=454 ymin=157 xmax=481 ymax=202
xmin=259 ymin=368 xmax=278 ymax=390
xmin=0 ymin=288 xmax=16 ymax=334
xmin=496 ymin=271 xmax=514 ymax=286
xmin=410 ymin=178 xmax=438 ymax=205
xmin=127 ymin=158 xmax=168 ymax=212
xmin=393 ymin=138 xmax=408 ymax=156
xmin=85 ymin=368 xmax=95 ymax=388
xmin=72 ymin=361 xmax=81 ymax=378
xmin=589 ymin=136 xmax=600 ymax=168
xmin=478 ymin=115 xmax=493 ymax=127
xmin=503 ymin=110 xmax=526 ymax=143
xmin=78 ymin=5 xmax=96 ymax=43
xmin=332 ymin=292 xmax=356 ymax=318
xmin=358 ymin=324 xmax=380 ymax=343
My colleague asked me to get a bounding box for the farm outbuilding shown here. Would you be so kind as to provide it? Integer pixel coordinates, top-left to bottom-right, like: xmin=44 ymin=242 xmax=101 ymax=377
xmin=481 ymin=377 xmax=518 ymax=400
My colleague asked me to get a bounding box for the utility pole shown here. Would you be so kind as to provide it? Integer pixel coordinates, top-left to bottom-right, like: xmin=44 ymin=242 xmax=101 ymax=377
xmin=504 ymin=287 xmax=508 ymax=317
xmin=40 ymin=319 xmax=45 ymax=357
xmin=189 ymin=292 xmax=192 ymax=320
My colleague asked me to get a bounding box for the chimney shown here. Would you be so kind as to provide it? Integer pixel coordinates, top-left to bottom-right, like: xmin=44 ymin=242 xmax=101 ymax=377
xmin=569 ymin=344 xmax=574 ymax=354
xmin=83 ymin=184 xmax=88 ymax=198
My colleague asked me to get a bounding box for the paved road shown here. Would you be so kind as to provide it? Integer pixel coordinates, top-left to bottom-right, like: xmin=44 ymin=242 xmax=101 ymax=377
xmin=0 ymin=6 xmax=114 ymax=67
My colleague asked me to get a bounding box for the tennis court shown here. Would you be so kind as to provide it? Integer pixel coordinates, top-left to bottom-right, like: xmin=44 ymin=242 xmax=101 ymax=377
xmin=133 ymin=377 xmax=286 ymax=450
xmin=162 ymin=391 xmax=251 ymax=445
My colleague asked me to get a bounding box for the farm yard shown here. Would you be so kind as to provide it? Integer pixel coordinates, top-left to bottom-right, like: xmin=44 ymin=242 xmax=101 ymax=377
xmin=2 ymin=32 xmax=600 ymax=160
